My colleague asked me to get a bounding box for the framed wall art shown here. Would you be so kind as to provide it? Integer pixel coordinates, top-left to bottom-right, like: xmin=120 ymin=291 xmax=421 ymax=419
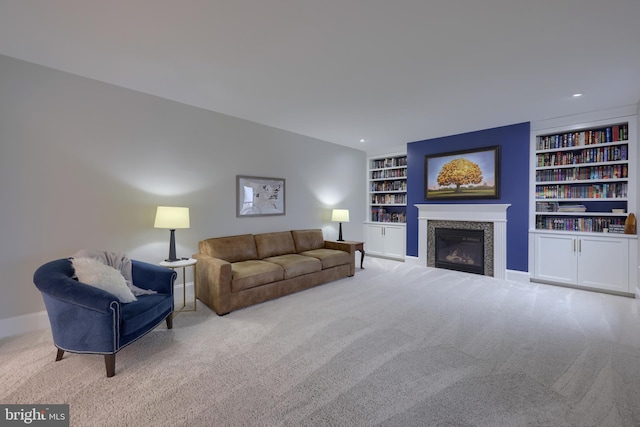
xmin=425 ymin=145 xmax=500 ymax=200
xmin=236 ymin=175 xmax=286 ymax=217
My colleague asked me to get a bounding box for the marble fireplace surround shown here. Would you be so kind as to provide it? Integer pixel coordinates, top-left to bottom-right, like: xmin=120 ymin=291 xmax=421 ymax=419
xmin=416 ymin=204 xmax=511 ymax=279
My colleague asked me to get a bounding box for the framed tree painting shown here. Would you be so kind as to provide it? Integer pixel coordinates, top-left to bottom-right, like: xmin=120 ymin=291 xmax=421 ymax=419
xmin=236 ymin=175 xmax=286 ymax=217
xmin=424 ymin=146 xmax=500 ymax=200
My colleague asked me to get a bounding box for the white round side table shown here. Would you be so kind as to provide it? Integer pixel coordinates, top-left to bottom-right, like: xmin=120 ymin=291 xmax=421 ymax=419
xmin=159 ymin=258 xmax=197 ymax=315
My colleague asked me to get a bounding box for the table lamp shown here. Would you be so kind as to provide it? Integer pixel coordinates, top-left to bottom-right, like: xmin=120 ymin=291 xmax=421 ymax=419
xmin=154 ymin=206 xmax=190 ymax=262
xmin=331 ymin=209 xmax=350 ymax=241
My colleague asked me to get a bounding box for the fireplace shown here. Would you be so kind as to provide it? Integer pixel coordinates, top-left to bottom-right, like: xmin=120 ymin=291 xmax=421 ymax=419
xmin=415 ymin=204 xmax=511 ymax=279
xmin=435 ymin=228 xmax=484 ymax=275
xmin=427 ymin=220 xmax=493 ymax=276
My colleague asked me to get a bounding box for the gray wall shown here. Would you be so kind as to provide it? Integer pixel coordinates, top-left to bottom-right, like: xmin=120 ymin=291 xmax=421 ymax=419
xmin=0 ymin=54 xmax=366 ymax=321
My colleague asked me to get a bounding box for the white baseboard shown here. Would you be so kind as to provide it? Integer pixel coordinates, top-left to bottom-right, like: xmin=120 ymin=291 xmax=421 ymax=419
xmin=0 ymin=282 xmax=195 ymax=340
xmin=404 ymin=256 xmax=420 ymax=265
xmin=0 ymin=311 xmax=50 ymax=340
xmin=506 ymin=269 xmax=530 ymax=283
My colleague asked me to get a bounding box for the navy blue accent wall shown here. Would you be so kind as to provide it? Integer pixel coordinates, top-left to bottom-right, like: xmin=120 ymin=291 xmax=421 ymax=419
xmin=406 ymin=122 xmax=530 ymax=272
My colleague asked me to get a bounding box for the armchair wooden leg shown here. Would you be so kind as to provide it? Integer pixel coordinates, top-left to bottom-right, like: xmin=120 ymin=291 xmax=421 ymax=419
xmin=55 ymin=348 xmax=64 ymax=361
xmin=105 ymin=354 xmax=116 ymax=378
xmin=166 ymin=314 xmax=173 ymax=329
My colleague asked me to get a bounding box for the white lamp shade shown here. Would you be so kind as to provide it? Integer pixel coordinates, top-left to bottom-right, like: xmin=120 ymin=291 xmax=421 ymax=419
xmin=331 ymin=209 xmax=350 ymax=222
xmin=154 ymin=206 xmax=190 ymax=229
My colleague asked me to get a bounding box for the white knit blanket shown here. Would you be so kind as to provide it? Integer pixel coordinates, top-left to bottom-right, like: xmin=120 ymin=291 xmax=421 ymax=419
xmin=73 ymin=249 xmax=157 ymax=296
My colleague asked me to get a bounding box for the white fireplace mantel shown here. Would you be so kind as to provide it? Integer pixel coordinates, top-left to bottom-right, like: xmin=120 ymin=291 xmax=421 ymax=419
xmin=415 ymin=204 xmax=511 ymax=279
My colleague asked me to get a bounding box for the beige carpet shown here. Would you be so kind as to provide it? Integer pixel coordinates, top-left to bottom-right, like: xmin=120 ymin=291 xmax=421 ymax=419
xmin=2 ymin=258 xmax=640 ymax=426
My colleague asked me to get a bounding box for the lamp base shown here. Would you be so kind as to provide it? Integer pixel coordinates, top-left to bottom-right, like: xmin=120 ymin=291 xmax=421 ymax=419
xmin=165 ymin=229 xmax=179 ymax=262
xmin=337 ymin=222 xmax=344 ymax=241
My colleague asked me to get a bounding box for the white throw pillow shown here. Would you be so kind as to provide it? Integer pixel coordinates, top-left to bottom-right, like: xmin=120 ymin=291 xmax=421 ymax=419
xmin=71 ymin=257 xmax=137 ymax=303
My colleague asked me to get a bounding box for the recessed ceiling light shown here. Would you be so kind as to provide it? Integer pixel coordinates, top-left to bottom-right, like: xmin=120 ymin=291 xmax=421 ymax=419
xmin=360 ymin=139 xmax=366 ymax=143
xmin=572 ymin=93 xmax=583 ymax=97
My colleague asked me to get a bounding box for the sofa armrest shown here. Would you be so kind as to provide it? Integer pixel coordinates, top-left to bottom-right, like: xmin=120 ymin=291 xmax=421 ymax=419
xmin=324 ymin=241 xmax=356 ymax=276
xmin=132 ymin=260 xmax=176 ymax=294
xmin=193 ymin=253 xmax=233 ymax=315
xmin=324 ymin=240 xmax=353 ymax=253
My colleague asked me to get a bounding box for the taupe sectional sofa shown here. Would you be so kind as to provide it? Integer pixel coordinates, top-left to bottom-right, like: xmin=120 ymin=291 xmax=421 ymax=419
xmin=194 ymin=229 xmax=355 ymax=315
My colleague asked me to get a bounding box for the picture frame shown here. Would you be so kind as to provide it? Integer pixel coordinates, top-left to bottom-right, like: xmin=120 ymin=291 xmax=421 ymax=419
xmin=236 ymin=175 xmax=286 ymax=217
xmin=425 ymin=145 xmax=500 ymax=200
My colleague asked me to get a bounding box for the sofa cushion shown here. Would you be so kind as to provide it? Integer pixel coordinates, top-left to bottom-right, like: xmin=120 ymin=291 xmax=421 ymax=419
xmin=263 ymin=254 xmax=322 ymax=279
xmin=231 ymin=260 xmax=284 ymax=292
xmin=200 ymin=234 xmax=258 ymax=263
xmin=300 ymin=248 xmax=351 ymax=270
xmin=254 ymin=231 xmax=296 ymax=259
xmin=292 ymin=229 xmax=325 ymax=253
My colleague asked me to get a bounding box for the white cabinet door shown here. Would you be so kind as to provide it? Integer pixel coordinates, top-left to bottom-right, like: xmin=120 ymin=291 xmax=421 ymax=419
xmin=382 ymin=224 xmax=406 ymax=259
xmin=365 ymin=224 xmax=386 ymax=256
xmin=532 ymin=232 xmax=632 ymax=294
xmin=533 ymin=233 xmax=577 ymax=285
xmin=578 ymin=236 xmax=629 ymax=293
xmin=364 ymin=223 xmax=406 ymax=259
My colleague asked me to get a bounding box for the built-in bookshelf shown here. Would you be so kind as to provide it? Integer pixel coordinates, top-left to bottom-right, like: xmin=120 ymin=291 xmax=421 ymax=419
xmin=528 ymin=110 xmax=637 ymax=296
xmin=364 ymin=152 xmax=407 ymax=260
xmin=533 ymin=121 xmax=631 ymax=233
xmin=367 ymin=154 xmax=407 ymax=223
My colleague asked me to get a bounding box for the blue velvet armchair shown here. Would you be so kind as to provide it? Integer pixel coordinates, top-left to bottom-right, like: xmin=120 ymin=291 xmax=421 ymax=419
xmin=33 ymin=258 xmax=176 ymax=377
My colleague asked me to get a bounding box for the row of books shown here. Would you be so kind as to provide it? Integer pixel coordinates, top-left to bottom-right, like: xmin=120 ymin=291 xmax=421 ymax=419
xmin=536 ymin=145 xmax=628 ymax=167
xmin=535 ymin=216 xmax=625 ymax=232
xmin=536 ymin=124 xmax=628 ymax=150
xmin=370 ymin=156 xmax=407 ymax=169
xmin=371 ymin=193 xmax=407 ymax=204
xmin=535 ymin=183 xmax=628 ymax=199
xmin=535 ymin=164 xmax=628 ymax=182
xmin=536 ymin=201 xmax=629 ymax=215
xmin=370 ymin=180 xmax=407 ymax=192
xmin=370 ymin=208 xmax=406 ymax=223
xmin=370 ymin=169 xmax=407 ymax=179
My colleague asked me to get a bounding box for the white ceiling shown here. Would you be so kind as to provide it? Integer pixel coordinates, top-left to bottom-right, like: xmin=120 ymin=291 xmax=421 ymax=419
xmin=1 ymin=1 xmax=639 ymax=153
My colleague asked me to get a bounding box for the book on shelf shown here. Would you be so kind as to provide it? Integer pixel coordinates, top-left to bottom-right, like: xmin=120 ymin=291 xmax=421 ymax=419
xmin=557 ymin=204 xmax=587 ymax=212
xmin=536 ymin=201 xmax=559 ymax=212
xmin=608 ymin=224 xmax=626 ymax=234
